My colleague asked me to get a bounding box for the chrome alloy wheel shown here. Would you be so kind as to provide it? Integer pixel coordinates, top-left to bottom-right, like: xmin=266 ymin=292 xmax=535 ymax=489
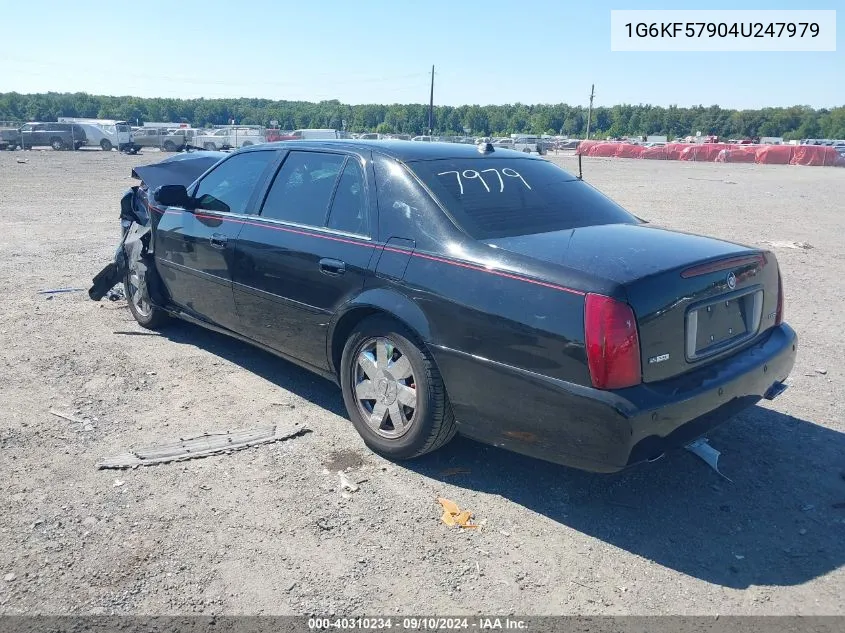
xmin=353 ymin=337 xmax=417 ymax=439
xmin=127 ymin=271 xmax=152 ymax=318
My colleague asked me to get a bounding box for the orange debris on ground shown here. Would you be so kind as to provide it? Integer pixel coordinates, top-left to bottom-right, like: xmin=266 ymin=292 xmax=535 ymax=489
xmin=437 ymin=497 xmax=479 ymax=529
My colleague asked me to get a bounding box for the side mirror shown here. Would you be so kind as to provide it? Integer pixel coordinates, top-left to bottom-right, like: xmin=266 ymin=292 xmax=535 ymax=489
xmin=120 ymin=188 xmax=144 ymax=225
xmin=154 ymin=184 xmax=192 ymax=208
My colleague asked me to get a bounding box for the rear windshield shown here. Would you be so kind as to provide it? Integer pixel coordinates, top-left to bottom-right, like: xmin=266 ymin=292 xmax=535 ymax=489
xmin=408 ymin=158 xmax=637 ymax=239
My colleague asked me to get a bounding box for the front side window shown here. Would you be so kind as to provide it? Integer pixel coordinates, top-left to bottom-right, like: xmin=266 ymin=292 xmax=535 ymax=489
xmin=260 ymin=151 xmax=345 ymax=225
xmin=192 ymin=151 xmax=277 ymax=214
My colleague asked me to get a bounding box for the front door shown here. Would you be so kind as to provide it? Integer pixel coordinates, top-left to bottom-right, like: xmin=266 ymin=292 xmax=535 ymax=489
xmin=153 ymin=149 xmax=280 ymax=330
xmin=233 ymin=150 xmax=376 ymax=370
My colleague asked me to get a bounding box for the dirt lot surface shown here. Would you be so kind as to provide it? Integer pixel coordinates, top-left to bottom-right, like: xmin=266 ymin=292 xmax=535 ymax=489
xmin=1 ymin=148 xmax=843 ymax=616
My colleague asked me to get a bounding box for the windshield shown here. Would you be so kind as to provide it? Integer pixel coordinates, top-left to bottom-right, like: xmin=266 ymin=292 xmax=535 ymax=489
xmin=408 ymin=158 xmax=638 ymax=240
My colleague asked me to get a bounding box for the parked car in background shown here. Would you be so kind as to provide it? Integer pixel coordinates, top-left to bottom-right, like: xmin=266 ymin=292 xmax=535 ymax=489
xmin=511 ymin=135 xmax=547 ymax=155
xmin=279 ymin=129 xmax=347 ymax=141
xmin=90 ymin=140 xmax=796 ymax=474
xmin=58 ymin=118 xmax=133 ymax=151
xmin=164 ymin=128 xmax=205 ymax=149
xmin=196 ymin=126 xmax=266 ymax=150
xmin=20 ymin=122 xmax=87 ymax=150
xmin=0 ymin=127 xmax=21 ymax=150
xmin=132 ymin=127 xmax=178 ymax=151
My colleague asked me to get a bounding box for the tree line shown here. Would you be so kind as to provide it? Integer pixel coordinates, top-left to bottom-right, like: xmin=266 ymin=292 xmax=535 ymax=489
xmin=1 ymin=92 xmax=843 ymax=140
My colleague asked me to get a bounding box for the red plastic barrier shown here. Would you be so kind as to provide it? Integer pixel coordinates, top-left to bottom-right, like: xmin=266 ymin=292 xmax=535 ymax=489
xmin=615 ymin=144 xmax=645 ymax=158
xmin=588 ymin=143 xmax=622 ymax=157
xmin=680 ymin=143 xmax=731 ymax=161
xmin=575 ymin=141 xmax=842 ymax=166
xmin=640 ymin=146 xmax=667 ymax=159
xmin=664 ymin=143 xmax=689 ymax=160
xmin=790 ymin=145 xmax=840 ymax=166
xmin=723 ymin=148 xmax=758 ymax=163
xmin=575 ymin=140 xmax=600 ymax=155
xmin=755 ymin=145 xmax=794 ymax=165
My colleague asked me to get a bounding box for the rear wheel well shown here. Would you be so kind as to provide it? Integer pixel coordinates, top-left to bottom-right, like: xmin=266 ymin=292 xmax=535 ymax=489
xmin=331 ymin=307 xmax=428 ymax=378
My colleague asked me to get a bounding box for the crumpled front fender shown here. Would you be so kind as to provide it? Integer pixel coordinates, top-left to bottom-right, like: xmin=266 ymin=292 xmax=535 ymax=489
xmin=88 ymin=221 xmax=152 ymax=301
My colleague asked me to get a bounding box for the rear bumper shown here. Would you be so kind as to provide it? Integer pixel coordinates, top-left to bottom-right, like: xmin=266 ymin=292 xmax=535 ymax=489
xmin=431 ymin=323 xmax=798 ymax=473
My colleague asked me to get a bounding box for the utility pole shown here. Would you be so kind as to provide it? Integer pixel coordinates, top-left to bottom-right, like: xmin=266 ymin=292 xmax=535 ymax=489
xmin=585 ymin=84 xmax=595 ymax=140
xmin=428 ymin=65 xmax=435 ymax=136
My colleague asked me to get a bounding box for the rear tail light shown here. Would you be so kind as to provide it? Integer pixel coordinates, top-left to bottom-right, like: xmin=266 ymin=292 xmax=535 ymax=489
xmin=775 ymin=270 xmax=784 ymax=325
xmin=584 ymin=293 xmax=642 ymax=390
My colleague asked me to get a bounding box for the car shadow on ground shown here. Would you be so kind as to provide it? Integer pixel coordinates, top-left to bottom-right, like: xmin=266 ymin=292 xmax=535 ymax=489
xmin=408 ymin=406 xmax=845 ymax=589
xmin=158 ymin=320 xmax=347 ymax=417
xmin=158 ymin=321 xmax=845 ymax=589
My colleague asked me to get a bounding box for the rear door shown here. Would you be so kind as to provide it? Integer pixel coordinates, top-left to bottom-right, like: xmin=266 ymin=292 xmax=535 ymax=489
xmin=233 ymin=149 xmax=376 ymax=370
xmin=154 ymin=149 xmax=280 ymax=330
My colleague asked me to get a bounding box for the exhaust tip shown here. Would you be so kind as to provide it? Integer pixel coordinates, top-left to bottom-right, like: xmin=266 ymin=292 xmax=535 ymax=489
xmin=764 ymin=381 xmax=788 ymax=401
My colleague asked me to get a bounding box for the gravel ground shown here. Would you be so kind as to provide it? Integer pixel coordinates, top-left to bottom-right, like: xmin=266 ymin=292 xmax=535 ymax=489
xmin=0 ymin=148 xmax=843 ymax=616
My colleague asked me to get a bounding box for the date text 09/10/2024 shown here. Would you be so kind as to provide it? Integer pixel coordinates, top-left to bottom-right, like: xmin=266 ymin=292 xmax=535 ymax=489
xmin=308 ymin=617 xmax=528 ymax=630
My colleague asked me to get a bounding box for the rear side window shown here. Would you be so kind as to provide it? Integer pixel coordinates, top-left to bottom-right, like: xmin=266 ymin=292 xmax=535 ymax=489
xmin=410 ymin=158 xmax=637 ymax=239
xmin=260 ymin=151 xmax=345 ymax=225
xmin=193 ymin=150 xmax=277 ymax=214
xmin=326 ymin=159 xmax=368 ymax=235
xmin=373 ymin=154 xmax=444 ymax=248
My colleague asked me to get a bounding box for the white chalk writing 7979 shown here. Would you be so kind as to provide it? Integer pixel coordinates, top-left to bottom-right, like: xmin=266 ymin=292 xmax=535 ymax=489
xmin=437 ymin=168 xmax=531 ymax=195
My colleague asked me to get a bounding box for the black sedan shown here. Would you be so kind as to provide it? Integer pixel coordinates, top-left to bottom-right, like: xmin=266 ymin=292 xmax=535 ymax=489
xmin=90 ymin=140 xmax=798 ymax=473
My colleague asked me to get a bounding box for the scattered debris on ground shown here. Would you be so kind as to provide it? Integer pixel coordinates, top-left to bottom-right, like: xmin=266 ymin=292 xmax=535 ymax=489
xmin=437 ymin=497 xmax=479 ymax=529
xmin=49 ymin=409 xmax=85 ymax=425
xmin=105 ymin=285 xmax=125 ymax=301
xmin=339 ymin=471 xmax=360 ymax=493
xmin=97 ymin=422 xmax=310 ymax=469
xmin=37 ymin=287 xmax=84 ymax=295
xmin=685 ymin=438 xmax=733 ymax=482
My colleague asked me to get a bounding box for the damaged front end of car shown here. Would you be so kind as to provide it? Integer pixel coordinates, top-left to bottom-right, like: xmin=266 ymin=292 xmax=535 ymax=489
xmin=88 ymin=186 xmax=153 ymax=302
xmin=88 ymin=151 xmax=226 ymax=305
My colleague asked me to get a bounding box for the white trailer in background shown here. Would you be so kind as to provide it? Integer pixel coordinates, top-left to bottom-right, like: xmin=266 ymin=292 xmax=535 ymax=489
xmin=57 ymin=118 xmax=133 ymax=151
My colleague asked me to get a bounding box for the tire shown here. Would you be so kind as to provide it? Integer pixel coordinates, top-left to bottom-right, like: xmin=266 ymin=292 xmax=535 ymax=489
xmin=340 ymin=315 xmax=457 ymax=460
xmin=124 ymin=267 xmax=169 ymax=330
xmin=203 ymin=142 xmax=216 ymax=151
xmin=50 ymin=137 xmax=65 ymax=151
xmin=522 ymin=147 xmax=531 ymax=153
xmin=242 ymin=141 xmax=253 ymax=147
xmin=100 ymin=139 xmax=113 ymax=151
xmin=162 ymin=140 xmax=176 ymax=152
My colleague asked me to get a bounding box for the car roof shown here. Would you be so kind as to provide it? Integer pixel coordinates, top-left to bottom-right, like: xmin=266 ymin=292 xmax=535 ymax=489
xmin=237 ymin=139 xmax=544 ymax=162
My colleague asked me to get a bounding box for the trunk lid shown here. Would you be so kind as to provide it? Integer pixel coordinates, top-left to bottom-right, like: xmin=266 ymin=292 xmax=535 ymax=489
xmin=486 ymin=223 xmax=782 ymax=383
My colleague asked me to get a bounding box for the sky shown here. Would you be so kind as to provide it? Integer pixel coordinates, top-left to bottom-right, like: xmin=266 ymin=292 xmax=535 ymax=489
xmin=0 ymin=0 xmax=841 ymax=109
